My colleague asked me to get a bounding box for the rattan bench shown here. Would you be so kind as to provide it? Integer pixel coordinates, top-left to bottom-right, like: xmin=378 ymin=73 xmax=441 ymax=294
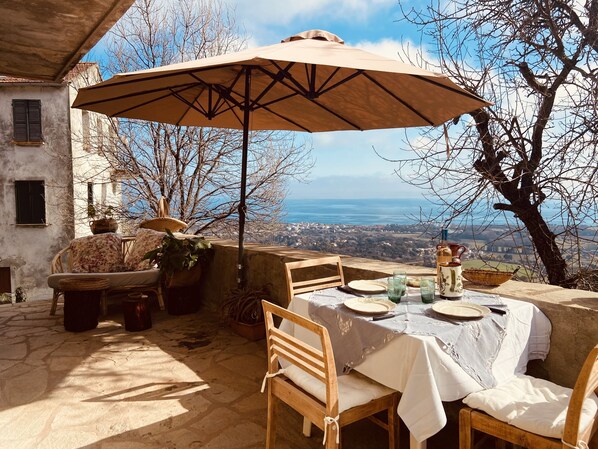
xmin=47 ymin=236 xmax=165 ymax=316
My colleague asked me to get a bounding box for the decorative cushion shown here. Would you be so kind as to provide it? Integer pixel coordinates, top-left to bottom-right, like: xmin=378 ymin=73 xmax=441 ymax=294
xmin=125 ymin=228 xmax=166 ymax=271
xmin=284 ymin=364 xmax=394 ymax=413
xmin=70 ymin=233 xmax=125 ymax=273
xmin=463 ymin=374 xmax=598 ymax=439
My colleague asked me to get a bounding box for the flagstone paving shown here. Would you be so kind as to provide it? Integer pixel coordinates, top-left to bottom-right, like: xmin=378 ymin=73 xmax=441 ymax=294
xmin=0 ymin=299 xmax=460 ymax=449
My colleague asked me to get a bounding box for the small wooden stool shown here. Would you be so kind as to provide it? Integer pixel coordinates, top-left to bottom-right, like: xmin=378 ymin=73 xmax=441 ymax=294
xmin=58 ymin=277 xmax=109 ymax=332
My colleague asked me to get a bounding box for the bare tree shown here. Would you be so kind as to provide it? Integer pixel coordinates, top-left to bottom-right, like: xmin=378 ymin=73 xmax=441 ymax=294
xmin=91 ymin=0 xmax=312 ymax=235
xmin=394 ymin=0 xmax=598 ymax=287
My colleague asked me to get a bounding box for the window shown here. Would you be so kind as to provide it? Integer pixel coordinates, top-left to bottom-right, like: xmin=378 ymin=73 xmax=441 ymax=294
xmin=12 ymin=99 xmax=42 ymax=143
xmin=87 ymin=182 xmax=94 ymax=207
xmin=15 ymin=181 xmax=45 ymax=224
xmin=82 ymin=110 xmax=90 ymax=151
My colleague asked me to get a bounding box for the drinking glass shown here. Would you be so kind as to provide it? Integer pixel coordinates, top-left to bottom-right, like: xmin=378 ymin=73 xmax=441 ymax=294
xmin=387 ymin=275 xmax=406 ymax=303
xmin=420 ymin=277 xmax=436 ymax=304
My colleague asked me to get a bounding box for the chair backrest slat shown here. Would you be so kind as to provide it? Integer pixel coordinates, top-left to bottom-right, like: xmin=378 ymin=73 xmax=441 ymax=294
xmin=262 ymin=300 xmax=339 ymax=416
xmin=563 ymin=344 xmax=598 ymax=446
xmin=285 ymin=256 xmax=345 ymax=303
xmin=270 ymin=327 xmax=324 ymax=362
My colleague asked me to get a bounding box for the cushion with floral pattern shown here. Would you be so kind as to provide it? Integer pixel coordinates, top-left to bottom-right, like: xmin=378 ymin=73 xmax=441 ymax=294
xmin=125 ymin=228 xmax=166 ymax=271
xmin=70 ymin=233 xmax=125 ymax=273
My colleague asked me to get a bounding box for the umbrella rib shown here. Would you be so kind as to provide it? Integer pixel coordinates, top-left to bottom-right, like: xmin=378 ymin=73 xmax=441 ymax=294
xmin=257 ymin=64 xmax=361 ymax=130
xmin=362 ymin=72 xmax=435 ymax=125
xmin=170 ymin=87 xmax=209 ymax=125
xmin=112 ymin=85 xmax=203 ymax=119
xmin=258 ymin=103 xmax=312 ymax=132
xmin=75 ymin=82 xmax=199 ymax=110
xmin=264 ymin=62 xmax=309 ymax=96
xmin=412 ymin=74 xmax=489 ymax=104
xmin=316 ymin=66 xmax=343 ymax=93
xmin=317 ymin=70 xmax=363 ymax=96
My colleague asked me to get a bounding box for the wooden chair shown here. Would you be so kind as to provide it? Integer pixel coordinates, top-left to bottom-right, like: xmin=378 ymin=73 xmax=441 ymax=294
xmin=284 ymin=256 xmax=345 ymax=303
xmin=261 ymin=300 xmax=399 ymax=449
xmin=460 ymin=344 xmax=598 ymax=449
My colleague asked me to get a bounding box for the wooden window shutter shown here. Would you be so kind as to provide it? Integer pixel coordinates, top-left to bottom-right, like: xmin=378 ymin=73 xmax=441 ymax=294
xmin=12 ymin=100 xmax=28 ymax=142
xmin=12 ymin=100 xmax=42 ymax=142
xmin=28 ymin=100 xmax=42 ymax=141
xmin=15 ymin=181 xmax=46 ymax=224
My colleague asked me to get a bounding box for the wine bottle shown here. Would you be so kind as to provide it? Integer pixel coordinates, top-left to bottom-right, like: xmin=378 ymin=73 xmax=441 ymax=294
xmin=436 ymin=229 xmax=452 ymax=284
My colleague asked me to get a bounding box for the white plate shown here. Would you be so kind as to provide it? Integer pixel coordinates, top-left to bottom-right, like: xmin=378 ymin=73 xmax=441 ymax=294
xmin=344 ymin=297 xmax=395 ymax=315
xmin=432 ymin=301 xmax=490 ymax=319
xmin=347 ymin=280 xmax=387 ymax=294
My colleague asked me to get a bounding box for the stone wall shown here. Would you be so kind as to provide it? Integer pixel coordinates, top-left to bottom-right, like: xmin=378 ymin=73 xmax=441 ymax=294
xmin=198 ymin=238 xmax=598 ymax=389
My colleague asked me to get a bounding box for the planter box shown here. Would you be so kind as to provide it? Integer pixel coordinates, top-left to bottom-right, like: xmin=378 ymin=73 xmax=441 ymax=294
xmin=228 ymin=319 xmax=266 ymax=341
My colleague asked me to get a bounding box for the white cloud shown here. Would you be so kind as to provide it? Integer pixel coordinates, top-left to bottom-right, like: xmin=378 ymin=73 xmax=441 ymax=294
xmin=353 ymin=37 xmax=439 ymax=69
xmin=220 ymin=0 xmax=397 ymax=44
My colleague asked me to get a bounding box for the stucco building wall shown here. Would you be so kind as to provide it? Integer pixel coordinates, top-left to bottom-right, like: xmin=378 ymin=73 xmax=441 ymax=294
xmin=0 ymin=64 xmax=120 ymax=300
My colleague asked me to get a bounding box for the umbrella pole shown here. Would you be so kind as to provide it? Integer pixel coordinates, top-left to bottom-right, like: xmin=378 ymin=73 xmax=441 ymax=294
xmin=237 ymin=67 xmax=252 ymax=288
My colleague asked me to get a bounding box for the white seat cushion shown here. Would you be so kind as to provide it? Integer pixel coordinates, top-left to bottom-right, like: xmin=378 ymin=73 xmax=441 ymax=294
xmin=48 ymin=270 xmax=160 ymax=290
xmin=284 ymin=365 xmax=394 ymax=413
xmin=463 ymin=374 xmax=598 ymax=439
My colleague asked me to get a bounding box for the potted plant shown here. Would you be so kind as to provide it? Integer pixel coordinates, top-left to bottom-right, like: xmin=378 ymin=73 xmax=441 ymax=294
xmin=221 ymin=286 xmax=273 ymax=341
xmin=144 ymin=230 xmax=213 ymax=314
xmin=88 ymin=204 xmax=118 ymax=234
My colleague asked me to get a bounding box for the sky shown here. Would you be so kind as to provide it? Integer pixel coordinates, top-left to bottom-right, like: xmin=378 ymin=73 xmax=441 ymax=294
xmin=221 ymin=0 xmax=428 ymax=199
xmin=90 ymin=0 xmax=439 ymax=200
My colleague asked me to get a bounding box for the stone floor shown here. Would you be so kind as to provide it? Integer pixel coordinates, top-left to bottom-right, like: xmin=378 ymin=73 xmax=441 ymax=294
xmin=0 ymin=299 xmax=463 ymax=449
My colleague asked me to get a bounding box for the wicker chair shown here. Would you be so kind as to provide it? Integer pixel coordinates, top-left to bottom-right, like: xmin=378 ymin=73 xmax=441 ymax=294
xmin=261 ymin=300 xmax=399 ymax=449
xmin=460 ymin=344 xmax=598 ymax=449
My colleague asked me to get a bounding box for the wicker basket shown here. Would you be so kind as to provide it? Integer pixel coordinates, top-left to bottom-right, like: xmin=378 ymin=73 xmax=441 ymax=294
xmin=461 ymin=269 xmax=515 ymax=286
xmin=139 ymin=217 xmax=188 ymax=232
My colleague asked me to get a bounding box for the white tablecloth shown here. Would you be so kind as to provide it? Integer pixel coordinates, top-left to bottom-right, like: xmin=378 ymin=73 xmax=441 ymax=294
xmin=283 ymin=291 xmax=551 ymax=443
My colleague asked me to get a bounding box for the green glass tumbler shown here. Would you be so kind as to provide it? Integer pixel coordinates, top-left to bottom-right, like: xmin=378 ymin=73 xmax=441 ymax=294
xmin=420 ymin=277 xmax=436 ymax=304
xmin=387 ymin=275 xmax=406 ymax=303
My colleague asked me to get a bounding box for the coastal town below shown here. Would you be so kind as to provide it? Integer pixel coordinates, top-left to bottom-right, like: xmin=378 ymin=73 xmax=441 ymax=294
xmin=247 ymin=222 xmax=528 ymax=273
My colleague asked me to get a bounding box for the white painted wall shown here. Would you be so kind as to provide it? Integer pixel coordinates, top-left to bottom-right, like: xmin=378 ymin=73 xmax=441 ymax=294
xmin=0 ymin=64 xmax=122 ymax=300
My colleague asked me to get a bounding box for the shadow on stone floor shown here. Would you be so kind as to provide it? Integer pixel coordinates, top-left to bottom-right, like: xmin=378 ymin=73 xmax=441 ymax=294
xmin=0 ymin=298 xmax=474 ymax=449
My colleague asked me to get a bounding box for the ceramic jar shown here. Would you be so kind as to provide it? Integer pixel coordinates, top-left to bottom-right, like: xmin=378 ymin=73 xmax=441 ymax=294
xmin=438 ymin=261 xmax=463 ymax=300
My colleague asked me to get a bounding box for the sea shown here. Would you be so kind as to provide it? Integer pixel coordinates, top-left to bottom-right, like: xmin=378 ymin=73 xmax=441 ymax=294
xmin=281 ymin=198 xmax=463 ymax=226
xmin=281 ymin=198 xmax=580 ymax=227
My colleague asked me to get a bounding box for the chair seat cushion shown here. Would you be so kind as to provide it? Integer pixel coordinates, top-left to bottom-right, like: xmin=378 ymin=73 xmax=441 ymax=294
xmin=48 ymin=270 xmax=160 ymax=290
xmin=284 ymin=365 xmax=394 ymax=413
xmin=463 ymin=374 xmax=598 ymax=439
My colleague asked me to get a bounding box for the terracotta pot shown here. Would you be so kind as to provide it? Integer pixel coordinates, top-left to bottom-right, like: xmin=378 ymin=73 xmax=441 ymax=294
xmin=90 ymin=218 xmax=118 ymax=234
xmin=228 ymin=319 xmax=266 ymax=341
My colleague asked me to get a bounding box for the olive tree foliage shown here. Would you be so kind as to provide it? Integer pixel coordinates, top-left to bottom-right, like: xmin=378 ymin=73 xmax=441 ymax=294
xmin=94 ymin=0 xmax=312 ymax=236
xmin=394 ymin=0 xmax=598 ymax=288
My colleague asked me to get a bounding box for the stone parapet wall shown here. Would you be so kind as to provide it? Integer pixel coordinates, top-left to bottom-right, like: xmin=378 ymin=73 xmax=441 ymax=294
xmin=199 ymin=239 xmax=598 ymax=389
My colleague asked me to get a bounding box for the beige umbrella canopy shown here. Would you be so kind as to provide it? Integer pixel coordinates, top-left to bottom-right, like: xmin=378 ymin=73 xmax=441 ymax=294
xmin=73 ymin=29 xmax=490 ymax=285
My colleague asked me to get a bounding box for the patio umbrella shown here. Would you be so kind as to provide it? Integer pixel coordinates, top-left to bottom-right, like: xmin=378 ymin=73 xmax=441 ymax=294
xmin=73 ymin=29 xmax=490 ymax=286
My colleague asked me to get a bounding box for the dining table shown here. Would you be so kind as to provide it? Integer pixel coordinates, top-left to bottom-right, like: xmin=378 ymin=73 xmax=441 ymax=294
xmin=281 ymin=282 xmax=552 ymax=449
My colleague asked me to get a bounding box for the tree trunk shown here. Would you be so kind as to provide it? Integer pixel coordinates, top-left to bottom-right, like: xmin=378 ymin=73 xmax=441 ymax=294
xmin=514 ymin=204 xmax=569 ymax=286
